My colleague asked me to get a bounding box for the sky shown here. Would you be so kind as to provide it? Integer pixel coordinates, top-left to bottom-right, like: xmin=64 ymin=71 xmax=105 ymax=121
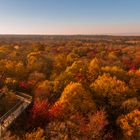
xmin=0 ymin=0 xmax=140 ymax=35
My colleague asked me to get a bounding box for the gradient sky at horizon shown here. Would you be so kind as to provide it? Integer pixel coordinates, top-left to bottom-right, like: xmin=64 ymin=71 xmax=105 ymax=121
xmin=0 ymin=0 xmax=140 ymax=35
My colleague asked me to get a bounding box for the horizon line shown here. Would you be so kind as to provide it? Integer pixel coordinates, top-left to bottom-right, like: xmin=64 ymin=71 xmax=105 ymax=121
xmin=0 ymin=33 xmax=140 ymax=37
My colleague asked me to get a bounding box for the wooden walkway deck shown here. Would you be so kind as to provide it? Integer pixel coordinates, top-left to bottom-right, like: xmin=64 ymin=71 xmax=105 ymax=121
xmin=0 ymin=92 xmax=32 ymax=137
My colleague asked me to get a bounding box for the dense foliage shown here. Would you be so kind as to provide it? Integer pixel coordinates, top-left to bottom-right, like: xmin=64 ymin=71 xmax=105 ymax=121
xmin=0 ymin=35 xmax=140 ymax=140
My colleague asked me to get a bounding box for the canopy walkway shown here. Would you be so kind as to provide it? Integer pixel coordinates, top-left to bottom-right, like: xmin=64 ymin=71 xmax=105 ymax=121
xmin=0 ymin=92 xmax=32 ymax=137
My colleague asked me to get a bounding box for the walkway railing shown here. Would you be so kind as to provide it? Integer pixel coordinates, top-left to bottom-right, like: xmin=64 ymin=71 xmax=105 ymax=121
xmin=0 ymin=92 xmax=32 ymax=137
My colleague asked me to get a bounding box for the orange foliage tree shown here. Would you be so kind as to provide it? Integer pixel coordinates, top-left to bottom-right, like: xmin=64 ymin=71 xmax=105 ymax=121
xmin=117 ymin=109 xmax=140 ymax=139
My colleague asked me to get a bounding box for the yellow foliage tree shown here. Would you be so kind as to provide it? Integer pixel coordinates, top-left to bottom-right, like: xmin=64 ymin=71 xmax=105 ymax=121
xmin=90 ymin=73 xmax=130 ymax=107
xmin=121 ymin=98 xmax=140 ymax=114
xmin=65 ymin=60 xmax=88 ymax=83
xmin=66 ymin=52 xmax=78 ymax=65
xmin=129 ymin=69 xmax=140 ymax=93
xmin=15 ymin=61 xmax=27 ymax=79
xmin=53 ymin=60 xmax=88 ymax=95
xmin=101 ymin=66 xmax=130 ymax=82
xmin=4 ymin=77 xmax=18 ymax=89
xmin=53 ymin=54 xmax=67 ymax=74
xmin=108 ymin=51 xmax=118 ymax=60
xmin=24 ymin=128 xmax=45 ymax=140
xmin=55 ymin=82 xmax=96 ymax=115
xmin=28 ymin=71 xmax=46 ymax=84
xmin=27 ymin=52 xmax=52 ymax=74
xmin=34 ymin=80 xmax=53 ymax=100
xmin=88 ymin=58 xmax=101 ymax=82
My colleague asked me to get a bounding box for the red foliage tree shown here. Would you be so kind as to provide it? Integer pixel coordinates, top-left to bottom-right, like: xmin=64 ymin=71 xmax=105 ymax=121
xmin=49 ymin=103 xmax=64 ymax=120
xmin=29 ymin=99 xmax=50 ymax=128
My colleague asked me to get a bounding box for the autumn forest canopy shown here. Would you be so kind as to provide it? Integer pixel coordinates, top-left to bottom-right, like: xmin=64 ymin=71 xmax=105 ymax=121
xmin=0 ymin=35 xmax=140 ymax=140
